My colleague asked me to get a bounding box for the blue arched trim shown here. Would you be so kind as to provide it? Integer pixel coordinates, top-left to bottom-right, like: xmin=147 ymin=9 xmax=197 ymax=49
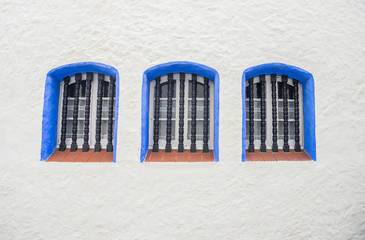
xmin=140 ymin=61 xmax=220 ymax=162
xmin=40 ymin=62 xmax=120 ymax=162
xmin=242 ymin=63 xmax=316 ymax=161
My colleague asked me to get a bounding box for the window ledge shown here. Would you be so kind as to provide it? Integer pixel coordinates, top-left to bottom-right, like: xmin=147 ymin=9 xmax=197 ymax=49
xmin=145 ymin=150 xmax=214 ymax=162
xmin=246 ymin=150 xmax=311 ymax=161
xmin=46 ymin=149 xmax=113 ymax=162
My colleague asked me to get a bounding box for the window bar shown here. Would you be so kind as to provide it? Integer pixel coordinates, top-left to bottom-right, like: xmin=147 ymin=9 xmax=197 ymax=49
xmin=82 ymin=72 xmax=93 ymax=152
xmin=70 ymin=73 xmax=81 ymax=152
xmin=190 ymin=74 xmax=197 ymax=152
xmin=165 ymin=73 xmax=173 ymax=152
xmin=59 ymin=76 xmax=70 ymax=151
xmin=271 ymin=74 xmax=278 ymax=152
xmin=203 ymin=77 xmax=209 ymax=153
xmin=152 ymin=77 xmax=161 ymax=152
xmin=282 ymin=75 xmax=290 ymax=152
xmin=293 ymin=79 xmax=301 ymax=152
xmin=260 ymin=74 xmax=266 ymax=152
xmin=94 ymin=73 xmax=104 ymax=152
xmin=248 ymin=78 xmax=255 ymax=152
xmin=106 ymin=76 xmax=116 ymax=152
xmin=178 ymin=73 xmax=185 ymax=152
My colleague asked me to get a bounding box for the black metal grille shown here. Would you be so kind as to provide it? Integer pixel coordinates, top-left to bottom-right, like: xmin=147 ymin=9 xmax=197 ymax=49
xmin=59 ymin=72 xmax=116 ymax=152
xmin=152 ymin=73 xmax=211 ymax=153
xmin=246 ymin=74 xmax=301 ymax=152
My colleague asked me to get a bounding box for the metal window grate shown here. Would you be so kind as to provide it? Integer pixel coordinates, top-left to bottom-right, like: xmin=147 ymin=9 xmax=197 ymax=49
xmin=151 ymin=72 xmax=213 ymax=153
xmin=58 ymin=72 xmax=116 ymax=153
xmin=246 ymin=74 xmax=302 ymax=152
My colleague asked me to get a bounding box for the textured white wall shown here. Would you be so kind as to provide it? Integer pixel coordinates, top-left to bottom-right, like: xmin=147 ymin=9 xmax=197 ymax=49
xmin=0 ymin=0 xmax=364 ymax=239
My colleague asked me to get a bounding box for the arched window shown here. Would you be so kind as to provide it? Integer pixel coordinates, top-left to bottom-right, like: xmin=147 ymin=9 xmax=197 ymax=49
xmin=141 ymin=61 xmax=220 ymax=162
xmin=242 ymin=63 xmax=316 ymax=161
xmin=41 ymin=62 xmax=119 ymax=162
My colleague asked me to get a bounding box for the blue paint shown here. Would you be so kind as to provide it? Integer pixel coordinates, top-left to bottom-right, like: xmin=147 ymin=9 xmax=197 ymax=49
xmin=242 ymin=63 xmax=316 ymax=161
xmin=140 ymin=61 xmax=220 ymax=162
xmin=41 ymin=62 xmax=120 ymax=162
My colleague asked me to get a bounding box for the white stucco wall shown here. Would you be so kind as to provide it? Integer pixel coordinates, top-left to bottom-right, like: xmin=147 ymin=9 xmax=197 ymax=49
xmin=0 ymin=0 xmax=364 ymax=239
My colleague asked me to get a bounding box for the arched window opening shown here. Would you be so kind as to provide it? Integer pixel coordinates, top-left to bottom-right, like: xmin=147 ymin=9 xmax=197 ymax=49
xmin=141 ymin=61 xmax=220 ymax=162
xmin=242 ymin=63 xmax=316 ymax=162
xmin=41 ymin=62 xmax=119 ymax=162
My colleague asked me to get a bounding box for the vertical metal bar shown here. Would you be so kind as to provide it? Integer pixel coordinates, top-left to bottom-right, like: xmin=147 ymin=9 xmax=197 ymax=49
xmin=94 ymin=73 xmax=104 ymax=152
xmin=106 ymin=77 xmax=116 ymax=152
xmin=203 ymin=77 xmax=209 ymax=153
xmin=82 ymin=72 xmax=93 ymax=152
xmin=271 ymin=74 xmax=278 ymax=152
xmin=152 ymin=77 xmax=161 ymax=152
xmin=260 ymin=74 xmax=266 ymax=152
xmin=282 ymin=75 xmax=290 ymax=152
xmin=178 ymin=73 xmax=185 ymax=152
xmin=70 ymin=73 xmax=81 ymax=152
xmin=248 ymin=78 xmax=255 ymax=152
xmin=190 ymin=74 xmax=197 ymax=152
xmin=165 ymin=73 xmax=173 ymax=152
xmin=293 ymin=79 xmax=301 ymax=152
xmin=59 ymin=76 xmax=70 ymax=151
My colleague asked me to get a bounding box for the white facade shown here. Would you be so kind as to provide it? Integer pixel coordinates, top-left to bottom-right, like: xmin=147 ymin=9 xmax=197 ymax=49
xmin=0 ymin=0 xmax=364 ymax=239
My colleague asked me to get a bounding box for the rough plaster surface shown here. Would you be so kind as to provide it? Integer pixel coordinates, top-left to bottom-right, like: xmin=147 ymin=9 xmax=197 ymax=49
xmin=0 ymin=0 xmax=364 ymax=239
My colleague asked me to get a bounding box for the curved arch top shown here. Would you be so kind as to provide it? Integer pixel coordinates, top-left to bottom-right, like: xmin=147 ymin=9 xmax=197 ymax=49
xmin=143 ymin=61 xmax=219 ymax=83
xmin=243 ymin=62 xmax=313 ymax=86
xmin=47 ymin=62 xmax=119 ymax=80
xmin=242 ymin=63 xmax=316 ymax=161
xmin=141 ymin=61 xmax=220 ymax=162
xmin=41 ymin=62 xmax=120 ymax=162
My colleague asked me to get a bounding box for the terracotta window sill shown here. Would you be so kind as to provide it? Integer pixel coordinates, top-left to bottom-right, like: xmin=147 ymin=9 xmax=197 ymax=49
xmin=46 ymin=149 xmax=113 ymax=162
xmin=246 ymin=149 xmax=311 ymax=161
xmin=145 ymin=149 xmax=214 ymax=162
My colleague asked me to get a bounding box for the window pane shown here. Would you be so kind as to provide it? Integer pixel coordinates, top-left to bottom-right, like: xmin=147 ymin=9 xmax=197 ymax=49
xmin=288 ymin=84 xmax=294 ymax=99
xmin=253 ymin=82 xmax=261 ymax=98
xmin=65 ymin=120 xmax=84 ymax=140
xmin=101 ymin=120 xmax=108 ymax=139
xmin=102 ymin=99 xmax=109 ymax=118
xmin=245 ymin=121 xmax=261 ymax=140
xmin=278 ymin=101 xmax=294 ymax=119
xmin=66 ymin=120 xmax=72 ymax=139
xmin=245 ymin=82 xmax=261 ymax=98
xmin=188 ymin=81 xmax=204 ymax=98
xmin=68 ymin=83 xmax=76 ymax=97
xmin=67 ymin=99 xmax=74 ymax=117
xmin=278 ymin=121 xmax=295 ymax=140
xmin=80 ymin=81 xmax=86 ymax=97
xmin=160 ymin=80 xmax=176 ymax=98
xmin=278 ymin=82 xmax=294 ymax=100
xmin=77 ymin=120 xmax=84 ymax=138
xmin=254 ymin=121 xmax=261 ymax=140
xmin=102 ymin=81 xmax=109 ymax=97
xmin=78 ymin=99 xmax=86 ymax=119
xmin=254 ymin=100 xmax=261 ymax=119
xmin=158 ymin=120 xmax=176 ymax=140
xmin=188 ymin=100 xmax=204 ymax=119
xmin=288 ymin=101 xmax=294 ymax=119
xmin=187 ymin=121 xmax=206 ymax=140
xmin=159 ymin=100 xmax=176 ymax=118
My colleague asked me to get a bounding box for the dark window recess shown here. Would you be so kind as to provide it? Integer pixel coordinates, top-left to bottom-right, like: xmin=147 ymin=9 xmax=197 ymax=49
xmin=59 ymin=72 xmax=116 ymax=153
xmin=245 ymin=74 xmax=302 ymax=153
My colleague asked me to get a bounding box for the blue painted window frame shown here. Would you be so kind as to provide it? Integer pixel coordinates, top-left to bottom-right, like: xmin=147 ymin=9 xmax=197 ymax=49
xmin=140 ymin=61 xmax=220 ymax=162
xmin=241 ymin=63 xmax=316 ymax=161
xmin=40 ymin=62 xmax=120 ymax=162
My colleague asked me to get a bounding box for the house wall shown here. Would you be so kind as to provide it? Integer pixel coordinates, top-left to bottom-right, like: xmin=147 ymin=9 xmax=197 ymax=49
xmin=0 ymin=0 xmax=364 ymax=239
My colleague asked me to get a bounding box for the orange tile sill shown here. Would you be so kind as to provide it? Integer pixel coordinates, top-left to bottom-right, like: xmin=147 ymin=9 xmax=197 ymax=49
xmin=46 ymin=149 xmax=113 ymax=162
xmin=246 ymin=149 xmax=312 ymax=161
xmin=145 ymin=149 xmax=214 ymax=162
